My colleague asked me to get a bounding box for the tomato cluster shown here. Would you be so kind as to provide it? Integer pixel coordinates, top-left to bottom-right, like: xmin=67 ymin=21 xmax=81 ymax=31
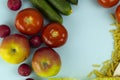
xmin=97 ymin=0 xmax=120 ymax=23
xmin=15 ymin=8 xmax=68 ymax=48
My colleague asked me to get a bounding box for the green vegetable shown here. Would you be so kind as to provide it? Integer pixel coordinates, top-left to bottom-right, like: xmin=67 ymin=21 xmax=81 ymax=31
xmin=30 ymin=0 xmax=63 ymax=23
xmin=67 ymin=0 xmax=78 ymax=5
xmin=47 ymin=0 xmax=72 ymax=15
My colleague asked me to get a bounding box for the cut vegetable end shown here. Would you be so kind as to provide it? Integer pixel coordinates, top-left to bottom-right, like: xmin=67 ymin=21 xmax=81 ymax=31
xmin=70 ymin=9 xmax=73 ymax=14
xmin=67 ymin=9 xmax=73 ymax=15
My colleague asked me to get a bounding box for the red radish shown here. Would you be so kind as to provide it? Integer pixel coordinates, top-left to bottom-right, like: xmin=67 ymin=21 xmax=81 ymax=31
xmin=18 ymin=63 xmax=32 ymax=76
xmin=7 ymin=0 xmax=22 ymax=11
xmin=0 ymin=25 xmax=10 ymax=38
xmin=29 ymin=35 xmax=42 ymax=48
xmin=26 ymin=78 xmax=34 ymax=80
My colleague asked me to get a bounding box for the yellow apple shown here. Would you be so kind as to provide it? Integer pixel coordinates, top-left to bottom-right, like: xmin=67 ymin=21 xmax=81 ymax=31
xmin=32 ymin=47 xmax=61 ymax=77
xmin=0 ymin=34 xmax=30 ymax=64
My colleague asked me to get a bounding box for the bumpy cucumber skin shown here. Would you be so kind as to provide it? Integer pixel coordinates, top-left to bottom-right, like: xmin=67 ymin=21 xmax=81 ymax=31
xmin=67 ymin=0 xmax=78 ymax=5
xmin=47 ymin=0 xmax=72 ymax=15
xmin=30 ymin=0 xmax=63 ymax=24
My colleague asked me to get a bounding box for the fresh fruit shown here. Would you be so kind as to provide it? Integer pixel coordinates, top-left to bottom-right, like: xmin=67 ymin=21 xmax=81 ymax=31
xmin=26 ymin=78 xmax=34 ymax=80
xmin=41 ymin=23 xmax=68 ymax=48
xmin=18 ymin=63 xmax=32 ymax=76
xmin=67 ymin=0 xmax=78 ymax=5
xmin=0 ymin=25 xmax=10 ymax=38
xmin=15 ymin=8 xmax=43 ymax=35
xmin=0 ymin=34 xmax=30 ymax=64
xmin=30 ymin=0 xmax=63 ymax=23
xmin=32 ymin=47 xmax=61 ymax=77
xmin=7 ymin=0 xmax=22 ymax=11
xmin=47 ymin=0 xmax=72 ymax=15
xmin=29 ymin=35 xmax=42 ymax=48
xmin=115 ymin=5 xmax=120 ymax=23
xmin=97 ymin=0 xmax=119 ymax=8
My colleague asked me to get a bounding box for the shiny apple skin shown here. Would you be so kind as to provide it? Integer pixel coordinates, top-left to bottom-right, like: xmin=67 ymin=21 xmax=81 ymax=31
xmin=0 ymin=34 xmax=30 ymax=64
xmin=32 ymin=47 xmax=61 ymax=77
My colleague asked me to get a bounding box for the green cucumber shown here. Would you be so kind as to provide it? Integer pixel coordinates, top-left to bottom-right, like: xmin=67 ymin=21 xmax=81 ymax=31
xmin=30 ymin=0 xmax=63 ymax=23
xmin=67 ymin=0 xmax=78 ymax=5
xmin=47 ymin=0 xmax=72 ymax=15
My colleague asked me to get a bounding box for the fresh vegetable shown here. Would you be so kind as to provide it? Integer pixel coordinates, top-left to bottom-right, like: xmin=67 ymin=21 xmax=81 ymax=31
xmin=29 ymin=35 xmax=42 ymax=48
xmin=67 ymin=0 xmax=78 ymax=5
xmin=0 ymin=34 xmax=30 ymax=64
xmin=97 ymin=0 xmax=119 ymax=8
xmin=15 ymin=8 xmax=43 ymax=35
xmin=115 ymin=5 xmax=120 ymax=23
xmin=47 ymin=0 xmax=72 ymax=15
xmin=7 ymin=0 xmax=22 ymax=11
xmin=0 ymin=0 xmax=79 ymax=79
xmin=41 ymin=23 xmax=68 ymax=48
xmin=32 ymin=47 xmax=61 ymax=77
xmin=26 ymin=78 xmax=34 ymax=80
xmin=30 ymin=0 xmax=63 ymax=23
xmin=0 ymin=25 xmax=10 ymax=38
xmin=18 ymin=63 xmax=32 ymax=76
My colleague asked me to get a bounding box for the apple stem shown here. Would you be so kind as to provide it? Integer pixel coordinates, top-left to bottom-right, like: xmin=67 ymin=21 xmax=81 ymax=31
xmin=11 ymin=48 xmax=16 ymax=53
xmin=42 ymin=62 xmax=49 ymax=69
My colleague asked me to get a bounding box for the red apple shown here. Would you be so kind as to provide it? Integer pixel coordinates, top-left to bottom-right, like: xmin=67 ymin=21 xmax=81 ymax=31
xmin=32 ymin=47 xmax=61 ymax=77
xmin=0 ymin=34 xmax=30 ymax=64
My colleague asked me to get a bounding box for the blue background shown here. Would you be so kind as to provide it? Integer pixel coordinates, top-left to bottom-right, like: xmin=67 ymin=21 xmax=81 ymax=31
xmin=0 ymin=0 xmax=118 ymax=80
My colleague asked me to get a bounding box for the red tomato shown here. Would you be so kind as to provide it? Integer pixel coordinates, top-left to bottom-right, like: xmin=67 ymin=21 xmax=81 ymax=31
xmin=15 ymin=8 xmax=43 ymax=35
xmin=97 ymin=0 xmax=119 ymax=8
xmin=41 ymin=23 xmax=68 ymax=48
xmin=116 ymin=5 xmax=120 ymax=23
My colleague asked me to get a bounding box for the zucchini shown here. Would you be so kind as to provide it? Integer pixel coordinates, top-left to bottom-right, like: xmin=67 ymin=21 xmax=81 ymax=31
xmin=30 ymin=0 xmax=63 ymax=23
xmin=67 ymin=0 xmax=78 ymax=5
xmin=47 ymin=0 xmax=72 ymax=15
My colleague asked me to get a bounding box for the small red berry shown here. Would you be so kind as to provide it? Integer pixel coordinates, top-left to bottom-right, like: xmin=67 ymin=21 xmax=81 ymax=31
xmin=29 ymin=35 xmax=42 ymax=48
xmin=7 ymin=0 xmax=22 ymax=11
xmin=0 ymin=25 xmax=10 ymax=38
xmin=26 ymin=78 xmax=34 ymax=80
xmin=18 ymin=63 xmax=31 ymax=76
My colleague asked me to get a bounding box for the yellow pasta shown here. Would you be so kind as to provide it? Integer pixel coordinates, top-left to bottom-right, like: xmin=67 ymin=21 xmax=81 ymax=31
xmin=89 ymin=14 xmax=120 ymax=79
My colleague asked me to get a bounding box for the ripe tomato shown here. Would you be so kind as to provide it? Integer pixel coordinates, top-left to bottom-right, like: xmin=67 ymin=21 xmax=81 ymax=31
xmin=15 ymin=8 xmax=43 ymax=35
xmin=97 ymin=0 xmax=119 ymax=8
xmin=116 ymin=5 xmax=120 ymax=23
xmin=41 ymin=23 xmax=68 ymax=48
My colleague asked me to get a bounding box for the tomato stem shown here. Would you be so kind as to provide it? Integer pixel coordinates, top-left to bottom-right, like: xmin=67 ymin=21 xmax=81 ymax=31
xmin=51 ymin=31 xmax=59 ymax=37
xmin=24 ymin=16 xmax=33 ymax=25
